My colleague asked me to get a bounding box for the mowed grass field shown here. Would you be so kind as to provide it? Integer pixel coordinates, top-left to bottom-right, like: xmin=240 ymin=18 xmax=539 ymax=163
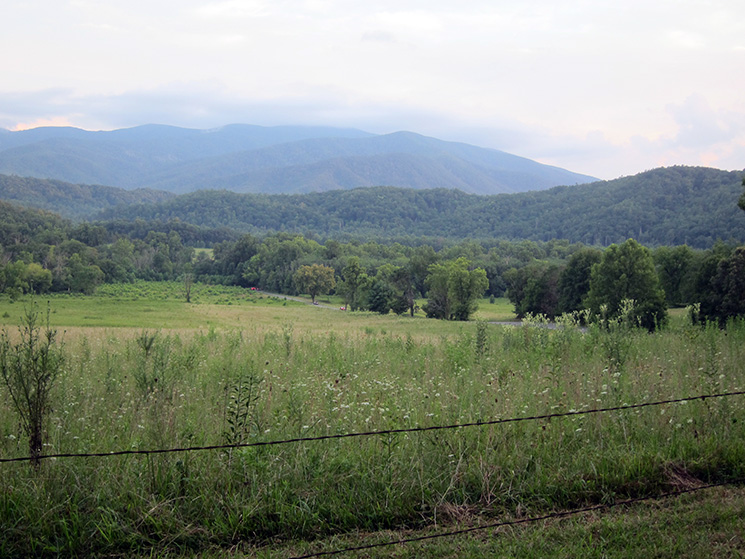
xmin=0 ymin=282 xmax=744 ymax=558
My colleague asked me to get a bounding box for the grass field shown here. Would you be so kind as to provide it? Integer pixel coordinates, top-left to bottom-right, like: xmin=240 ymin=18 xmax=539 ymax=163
xmin=0 ymin=283 xmax=743 ymax=557
xmin=0 ymin=282 xmax=516 ymax=341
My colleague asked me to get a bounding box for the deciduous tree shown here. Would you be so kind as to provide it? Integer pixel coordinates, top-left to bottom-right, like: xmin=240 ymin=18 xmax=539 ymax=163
xmin=293 ymin=264 xmax=336 ymax=303
xmin=558 ymin=247 xmax=602 ymax=314
xmin=423 ymin=257 xmax=488 ymax=321
xmin=586 ymin=239 xmax=667 ymax=331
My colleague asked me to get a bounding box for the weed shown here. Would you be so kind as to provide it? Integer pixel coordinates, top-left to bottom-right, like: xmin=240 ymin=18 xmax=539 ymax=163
xmin=0 ymin=302 xmax=64 ymax=467
xmin=475 ymin=320 xmax=489 ymax=362
xmin=224 ymin=365 xmax=263 ymax=448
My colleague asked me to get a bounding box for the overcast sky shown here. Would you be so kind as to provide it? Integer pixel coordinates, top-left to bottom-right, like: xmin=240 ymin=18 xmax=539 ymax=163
xmin=2 ymin=0 xmax=744 ymax=179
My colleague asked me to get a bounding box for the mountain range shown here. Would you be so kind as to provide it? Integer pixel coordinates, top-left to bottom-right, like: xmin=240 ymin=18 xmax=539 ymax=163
xmin=0 ymin=124 xmax=596 ymax=195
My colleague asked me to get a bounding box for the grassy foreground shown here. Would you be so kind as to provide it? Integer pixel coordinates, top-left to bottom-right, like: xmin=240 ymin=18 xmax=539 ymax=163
xmin=0 ymin=283 xmax=744 ymax=557
xmin=262 ymin=485 xmax=745 ymax=558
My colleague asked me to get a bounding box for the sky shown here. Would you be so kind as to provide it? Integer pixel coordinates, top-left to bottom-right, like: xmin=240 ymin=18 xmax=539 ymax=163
xmin=2 ymin=0 xmax=744 ymax=180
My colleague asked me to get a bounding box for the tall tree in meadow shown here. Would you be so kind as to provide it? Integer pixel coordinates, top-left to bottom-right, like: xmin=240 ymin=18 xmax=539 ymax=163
xmin=409 ymin=245 xmax=438 ymax=297
xmin=337 ymin=257 xmax=369 ymax=311
xmin=693 ymin=188 xmax=745 ymax=325
xmin=708 ymin=247 xmax=745 ymax=326
xmin=696 ymin=246 xmax=745 ymax=326
xmin=293 ymin=264 xmax=336 ymax=303
xmin=586 ymin=239 xmax=668 ymax=331
xmin=423 ymin=257 xmax=488 ymax=321
xmin=505 ymin=262 xmax=562 ymax=318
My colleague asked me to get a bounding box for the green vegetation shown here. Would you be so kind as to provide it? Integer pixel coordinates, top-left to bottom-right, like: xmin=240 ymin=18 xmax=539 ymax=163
xmin=422 ymin=257 xmax=489 ymax=320
xmin=585 ymin=239 xmax=668 ymax=331
xmin=0 ymin=174 xmax=173 ymax=220
xmin=93 ymin=166 xmax=745 ymax=248
xmin=278 ymin=486 xmax=745 ymax=558
xmin=0 ymin=294 xmax=743 ymax=556
xmin=0 ymin=302 xmax=64 ymax=467
xmin=2 ymin=166 xmax=744 ymax=249
xmin=3 ymin=190 xmax=745 ymax=327
xmin=293 ymin=264 xmax=335 ymax=303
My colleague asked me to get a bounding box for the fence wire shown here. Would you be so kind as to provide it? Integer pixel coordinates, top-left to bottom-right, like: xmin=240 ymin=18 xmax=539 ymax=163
xmin=1 ymin=389 xmax=743 ymax=464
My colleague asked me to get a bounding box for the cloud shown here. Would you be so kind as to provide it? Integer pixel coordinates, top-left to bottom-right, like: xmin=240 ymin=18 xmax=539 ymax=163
xmin=1 ymin=82 xmax=743 ymax=181
xmin=666 ymin=95 xmax=743 ymax=148
xmin=12 ymin=117 xmax=76 ymax=131
xmin=361 ymin=30 xmax=397 ymax=43
xmin=192 ymin=0 xmax=272 ymax=19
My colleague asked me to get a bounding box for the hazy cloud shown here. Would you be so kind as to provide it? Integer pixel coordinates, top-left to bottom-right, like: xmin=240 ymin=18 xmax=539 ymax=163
xmin=2 ymin=0 xmax=745 ymax=179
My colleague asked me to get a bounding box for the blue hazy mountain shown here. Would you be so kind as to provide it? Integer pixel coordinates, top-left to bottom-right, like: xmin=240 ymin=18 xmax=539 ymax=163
xmin=0 ymin=124 xmax=596 ymax=194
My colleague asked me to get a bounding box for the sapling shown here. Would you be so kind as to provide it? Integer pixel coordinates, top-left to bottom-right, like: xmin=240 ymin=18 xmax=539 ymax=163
xmin=0 ymin=302 xmax=65 ymax=468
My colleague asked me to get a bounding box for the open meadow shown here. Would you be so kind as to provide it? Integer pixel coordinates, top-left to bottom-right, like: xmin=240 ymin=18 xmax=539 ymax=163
xmin=1 ymin=282 xmax=744 ymax=557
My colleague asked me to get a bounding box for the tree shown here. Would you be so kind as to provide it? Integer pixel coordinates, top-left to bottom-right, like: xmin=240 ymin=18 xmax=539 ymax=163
xmin=409 ymin=245 xmax=438 ymax=297
xmin=653 ymin=245 xmax=695 ymax=307
xmin=293 ymin=264 xmax=336 ymax=303
xmin=0 ymin=261 xmax=29 ymax=299
xmin=336 ymin=257 xmax=369 ymax=311
xmin=422 ymin=262 xmax=451 ymax=319
xmin=423 ymin=257 xmax=488 ymax=321
xmin=24 ymin=263 xmax=52 ymax=294
xmin=558 ymin=247 xmax=602 ymax=314
xmin=366 ymin=277 xmax=396 ymax=314
xmin=586 ymin=239 xmax=668 ymax=331
xmin=739 ymin=175 xmax=745 ymax=212
xmin=99 ymin=238 xmax=136 ymax=283
xmin=67 ymin=253 xmax=104 ymax=294
xmin=505 ymin=262 xmax=562 ymax=318
xmin=697 ymin=247 xmax=745 ymax=326
xmin=182 ymin=264 xmax=194 ymax=303
xmin=390 ymin=264 xmax=417 ymax=316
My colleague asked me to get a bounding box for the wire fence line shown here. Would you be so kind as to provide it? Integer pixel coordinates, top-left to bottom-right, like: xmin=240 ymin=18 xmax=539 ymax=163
xmin=288 ymin=478 xmax=744 ymax=559
xmin=1 ymin=389 xmax=744 ymax=465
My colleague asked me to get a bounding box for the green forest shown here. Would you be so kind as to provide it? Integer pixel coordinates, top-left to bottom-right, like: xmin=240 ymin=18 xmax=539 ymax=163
xmin=2 ymin=166 xmax=745 ymax=248
xmin=93 ymin=166 xmax=745 ymax=248
xmin=1 ymin=164 xmax=745 ymax=327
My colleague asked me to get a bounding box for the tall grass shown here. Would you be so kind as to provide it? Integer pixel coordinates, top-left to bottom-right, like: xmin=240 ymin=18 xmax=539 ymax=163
xmin=1 ymin=311 xmax=744 ymax=557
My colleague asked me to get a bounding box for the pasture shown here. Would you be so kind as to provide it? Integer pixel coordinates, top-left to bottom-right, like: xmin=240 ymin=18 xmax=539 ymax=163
xmin=0 ymin=282 xmax=744 ymax=557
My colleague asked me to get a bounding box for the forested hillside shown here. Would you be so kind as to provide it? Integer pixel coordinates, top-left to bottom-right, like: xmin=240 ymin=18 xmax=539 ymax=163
xmin=96 ymin=166 xmax=745 ymax=249
xmin=0 ymin=174 xmax=173 ymax=219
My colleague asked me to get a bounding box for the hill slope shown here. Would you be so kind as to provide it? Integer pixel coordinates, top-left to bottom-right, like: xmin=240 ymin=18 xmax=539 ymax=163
xmin=0 ymin=174 xmax=173 ymax=220
xmin=94 ymin=166 xmax=745 ymax=249
xmin=0 ymin=125 xmax=596 ymax=194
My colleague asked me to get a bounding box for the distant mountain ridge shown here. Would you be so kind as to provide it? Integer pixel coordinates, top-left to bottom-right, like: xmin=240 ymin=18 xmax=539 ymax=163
xmin=0 ymin=124 xmax=596 ymax=194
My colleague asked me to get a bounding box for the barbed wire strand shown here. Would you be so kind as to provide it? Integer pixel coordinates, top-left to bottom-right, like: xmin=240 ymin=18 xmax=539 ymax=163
xmin=1 ymin=390 xmax=743 ymax=465
xmin=289 ymin=478 xmax=743 ymax=559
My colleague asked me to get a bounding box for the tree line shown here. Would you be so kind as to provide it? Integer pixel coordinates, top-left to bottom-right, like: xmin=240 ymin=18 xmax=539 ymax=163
xmin=1 ymin=186 xmax=744 ymax=325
